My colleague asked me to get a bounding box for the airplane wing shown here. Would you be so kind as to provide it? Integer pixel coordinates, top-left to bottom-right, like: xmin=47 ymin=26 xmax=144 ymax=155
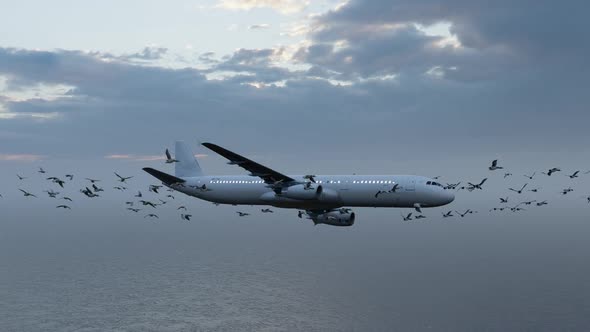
xmin=202 ymin=142 xmax=295 ymax=184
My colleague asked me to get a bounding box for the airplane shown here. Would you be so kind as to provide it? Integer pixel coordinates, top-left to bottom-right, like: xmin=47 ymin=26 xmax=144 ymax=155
xmin=143 ymin=141 xmax=455 ymax=227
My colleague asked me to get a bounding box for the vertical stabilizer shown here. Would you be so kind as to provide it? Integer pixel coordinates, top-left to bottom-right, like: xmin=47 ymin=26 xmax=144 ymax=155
xmin=175 ymin=141 xmax=203 ymax=177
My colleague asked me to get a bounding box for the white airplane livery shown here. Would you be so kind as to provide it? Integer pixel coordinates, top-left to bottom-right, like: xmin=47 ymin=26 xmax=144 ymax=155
xmin=143 ymin=142 xmax=455 ymax=226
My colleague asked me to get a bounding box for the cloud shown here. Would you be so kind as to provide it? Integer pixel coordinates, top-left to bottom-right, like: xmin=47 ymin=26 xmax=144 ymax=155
xmin=248 ymin=24 xmax=271 ymax=30
xmin=217 ymin=0 xmax=309 ymax=14
xmin=0 ymin=153 xmax=45 ymax=162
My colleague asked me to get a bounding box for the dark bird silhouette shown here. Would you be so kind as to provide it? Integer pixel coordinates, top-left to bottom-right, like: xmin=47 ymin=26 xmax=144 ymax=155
xmin=456 ymin=210 xmax=473 ymax=218
xmin=144 ymin=214 xmax=159 ymax=219
xmin=44 ymin=190 xmax=59 ymax=198
xmin=62 ymin=196 xmax=73 ymax=202
xmin=521 ymin=200 xmax=537 ymax=206
xmin=542 ymin=168 xmax=561 ymax=176
xmin=139 ymin=200 xmax=158 ymax=208
xmin=165 ymin=148 xmax=179 ymax=163
xmin=114 ymin=172 xmax=133 ymax=183
xmin=442 ymin=211 xmax=453 ymax=218
xmin=47 ymin=177 xmax=65 ymax=188
xmin=523 ymin=172 xmax=536 ymax=180
xmin=56 ymin=205 xmax=71 ymax=209
xmin=489 ymin=160 xmax=503 ymax=171
xmin=467 ymin=178 xmax=488 ymax=191
xmin=17 ymin=174 xmax=27 ymax=180
xmin=499 ymin=197 xmax=508 ymax=203
xmin=38 ymin=167 xmax=46 ymax=174
xmin=528 ymin=188 xmax=540 ymax=193
xmin=490 ymin=207 xmax=506 ymax=212
xmin=166 ymin=195 xmax=175 ymax=199
xmin=567 ymin=171 xmax=580 ymax=179
xmin=509 ymin=183 xmax=528 ymax=194
xmin=125 ymin=201 xmax=134 ymax=206
xmin=92 ymin=184 xmax=104 ymax=192
xmin=65 ymin=174 xmax=74 ymax=180
xmin=414 ymin=215 xmax=427 ymax=220
xmin=19 ymin=189 xmax=37 ymax=198
xmin=113 ymin=186 xmax=126 ymax=191
xmin=413 ymin=203 xmax=422 ymax=213
xmin=536 ymin=201 xmax=548 ymax=206
xmin=85 ymin=178 xmax=100 ymax=183
xmin=445 ymin=182 xmax=461 ymax=190
xmin=236 ymin=211 xmax=250 ymax=217
xmin=149 ymin=185 xmax=162 ymax=193
xmin=261 ymin=208 xmax=274 ymax=213
xmin=127 ymin=208 xmax=141 ymax=212
xmin=504 ymin=173 xmax=513 ymax=178
xmin=561 ymin=188 xmax=573 ymax=195
xmin=401 ymin=213 xmax=413 ymax=221
xmin=303 ymin=175 xmax=316 ymax=183
xmin=81 ymin=187 xmax=99 ymax=198
xmin=181 ymin=214 xmax=192 ymax=221
xmin=177 ymin=206 xmax=187 ymax=211
xmin=135 ymin=191 xmax=142 ymax=198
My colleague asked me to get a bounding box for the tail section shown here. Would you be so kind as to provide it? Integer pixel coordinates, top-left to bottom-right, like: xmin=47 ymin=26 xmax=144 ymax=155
xmin=175 ymin=141 xmax=204 ymax=177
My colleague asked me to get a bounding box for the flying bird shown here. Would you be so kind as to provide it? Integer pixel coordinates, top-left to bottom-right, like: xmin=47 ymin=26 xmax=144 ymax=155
xmin=113 ymin=186 xmax=127 ymax=191
xmin=125 ymin=201 xmax=134 ymax=206
xmin=561 ymin=188 xmax=573 ymax=195
xmin=149 ymin=185 xmax=162 ymax=193
xmin=135 ymin=191 xmax=143 ymax=198
xmin=44 ymin=190 xmax=59 ymax=198
xmin=144 ymin=214 xmax=159 ymax=219
xmin=536 ymin=201 xmax=548 ymax=206
xmin=85 ymin=178 xmax=100 ymax=183
xmin=65 ymin=174 xmax=74 ymax=180
xmin=414 ymin=215 xmax=427 ymax=220
xmin=181 ymin=214 xmax=192 ymax=221
xmin=467 ymin=178 xmax=487 ymax=191
xmin=56 ymin=205 xmax=71 ymax=209
xmin=456 ymin=210 xmax=473 ymax=218
xmin=236 ymin=211 xmax=250 ymax=217
xmin=47 ymin=177 xmax=66 ymax=187
xmin=442 ymin=211 xmax=454 ymax=218
xmin=177 ymin=206 xmax=187 ymax=211
xmin=303 ymin=175 xmax=316 ymax=183
xmin=92 ymin=184 xmax=104 ymax=192
xmin=504 ymin=173 xmax=513 ymax=178
xmin=166 ymin=195 xmax=175 ymax=199
xmin=127 ymin=208 xmax=141 ymax=212
xmin=81 ymin=187 xmax=99 ymax=198
xmin=567 ymin=171 xmax=580 ymax=179
xmin=16 ymin=174 xmax=27 ymax=180
xmin=489 ymin=160 xmax=503 ymax=171
xmin=165 ymin=149 xmax=179 ymax=163
xmin=542 ymin=168 xmax=561 ymax=176
xmin=19 ymin=189 xmax=37 ymax=198
xmin=445 ymin=182 xmax=461 ymax=190
xmin=114 ymin=172 xmax=133 ymax=183
xmin=499 ymin=197 xmax=508 ymax=203
xmin=38 ymin=167 xmax=46 ymax=174
xmin=261 ymin=208 xmax=274 ymax=213
xmin=523 ymin=172 xmax=536 ymax=180
xmin=139 ymin=200 xmax=158 ymax=208
xmin=401 ymin=213 xmax=413 ymax=221
xmin=509 ymin=183 xmax=528 ymax=194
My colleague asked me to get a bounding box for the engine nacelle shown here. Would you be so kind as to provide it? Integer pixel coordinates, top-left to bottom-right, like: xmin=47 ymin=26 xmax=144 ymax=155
xmin=312 ymin=211 xmax=355 ymax=227
xmin=281 ymin=184 xmax=323 ymax=200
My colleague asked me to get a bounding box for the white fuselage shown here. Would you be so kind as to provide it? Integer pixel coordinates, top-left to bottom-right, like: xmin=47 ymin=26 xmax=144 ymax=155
xmin=168 ymin=174 xmax=454 ymax=211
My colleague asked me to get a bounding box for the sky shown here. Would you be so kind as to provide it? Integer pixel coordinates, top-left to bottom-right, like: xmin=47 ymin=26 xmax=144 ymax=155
xmin=1 ymin=1 xmax=590 ymax=331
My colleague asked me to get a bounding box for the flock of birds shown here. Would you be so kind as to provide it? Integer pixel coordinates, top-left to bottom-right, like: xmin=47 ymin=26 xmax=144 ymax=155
xmin=399 ymin=160 xmax=590 ymax=221
xmin=2 ymin=152 xmax=590 ymax=223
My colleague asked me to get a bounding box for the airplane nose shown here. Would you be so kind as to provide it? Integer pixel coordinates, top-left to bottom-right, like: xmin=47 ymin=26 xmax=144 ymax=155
xmin=445 ymin=191 xmax=455 ymax=204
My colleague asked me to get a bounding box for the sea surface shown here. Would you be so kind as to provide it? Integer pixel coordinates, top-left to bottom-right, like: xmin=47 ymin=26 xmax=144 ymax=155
xmin=1 ymin=213 xmax=590 ymax=331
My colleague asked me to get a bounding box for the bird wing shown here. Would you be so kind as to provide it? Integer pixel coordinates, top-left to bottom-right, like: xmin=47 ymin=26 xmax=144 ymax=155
xmin=479 ymin=178 xmax=488 ymax=186
xmin=202 ymin=142 xmax=295 ymax=184
xmin=165 ymin=149 xmax=172 ymax=160
xmin=492 ymin=160 xmax=498 ymax=167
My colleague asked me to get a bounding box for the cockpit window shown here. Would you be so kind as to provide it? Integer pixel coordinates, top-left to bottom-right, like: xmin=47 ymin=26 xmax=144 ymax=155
xmin=427 ymin=181 xmax=432 ymax=185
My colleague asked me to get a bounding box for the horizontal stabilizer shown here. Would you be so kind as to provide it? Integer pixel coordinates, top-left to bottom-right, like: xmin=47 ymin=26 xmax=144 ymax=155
xmin=143 ymin=167 xmax=186 ymax=185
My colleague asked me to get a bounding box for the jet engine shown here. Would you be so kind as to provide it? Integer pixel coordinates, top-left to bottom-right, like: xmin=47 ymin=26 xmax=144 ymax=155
xmin=281 ymin=184 xmax=323 ymax=200
xmin=312 ymin=211 xmax=355 ymax=227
